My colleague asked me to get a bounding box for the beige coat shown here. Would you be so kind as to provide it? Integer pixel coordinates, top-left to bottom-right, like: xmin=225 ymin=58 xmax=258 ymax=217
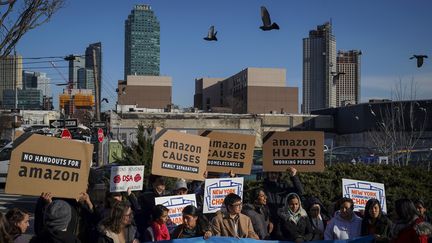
xmin=210 ymin=211 xmax=259 ymax=239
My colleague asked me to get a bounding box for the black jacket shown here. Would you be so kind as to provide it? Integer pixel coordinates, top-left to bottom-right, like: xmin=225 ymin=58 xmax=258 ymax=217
xmin=361 ymin=214 xmax=393 ymax=242
xmin=30 ymin=229 xmax=81 ymax=243
xmin=242 ymin=203 xmax=271 ymax=240
xmin=280 ymin=216 xmax=313 ymax=242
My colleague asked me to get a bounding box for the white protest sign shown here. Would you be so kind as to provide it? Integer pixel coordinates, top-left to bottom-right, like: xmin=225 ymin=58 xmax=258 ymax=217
xmin=110 ymin=166 xmax=144 ymax=192
xmin=155 ymin=194 xmax=197 ymax=225
xmin=203 ymin=177 xmax=244 ymax=214
xmin=342 ymin=178 xmax=387 ymax=213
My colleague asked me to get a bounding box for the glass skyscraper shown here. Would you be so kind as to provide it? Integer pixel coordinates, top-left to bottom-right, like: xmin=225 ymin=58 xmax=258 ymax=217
xmin=124 ymin=4 xmax=160 ymax=79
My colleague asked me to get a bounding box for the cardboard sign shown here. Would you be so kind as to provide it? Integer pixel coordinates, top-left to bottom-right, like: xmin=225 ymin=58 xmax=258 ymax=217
xmin=200 ymin=131 xmax=256 ymax=175
xmin=342 ymin=178 xmax=387 ymax=213
xmin=262 ymin=131 xmax=324 ymax=172
xmin=109 ymin=166 xmax=144 ymax=192
xmin=155 ymin=194 xmax=197 ymax=225
xmin=203 ymin=177 xmax=244 ymax=214
xmin=152 ymin=129 xmax=210 ymax=181
xmin=5 ymin=134 xmax=93 ymax=199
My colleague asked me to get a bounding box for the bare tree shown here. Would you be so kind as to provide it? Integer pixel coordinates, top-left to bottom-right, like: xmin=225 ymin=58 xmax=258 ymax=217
xmin=368 ymin=79 xmax=428 ymax=166
xmin=0 ymin=0 xmax=64 ymax=57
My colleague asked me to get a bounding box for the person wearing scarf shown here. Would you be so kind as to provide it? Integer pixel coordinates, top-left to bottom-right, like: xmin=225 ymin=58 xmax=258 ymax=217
xmin=144 ymin=205 xmax=170 ymax=242
xmin=277 ymin=193 xmax=313 ymax=242
xmin=306 ymin=196 xmax=330 ymax=240
xmin=391 ymin=199 xmax=432 ymax=243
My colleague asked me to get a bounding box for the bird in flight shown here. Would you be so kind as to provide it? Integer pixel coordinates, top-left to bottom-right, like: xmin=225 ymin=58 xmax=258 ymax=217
xmin=204 ymin=26 xmax=217 ymax=41
xmin=260 ymin=6 xmax=279 ymax=31
xmin=410 ymin=55 xmax=428 ymax=68
xmin=101 ymin=98 xmax=109 ymax=103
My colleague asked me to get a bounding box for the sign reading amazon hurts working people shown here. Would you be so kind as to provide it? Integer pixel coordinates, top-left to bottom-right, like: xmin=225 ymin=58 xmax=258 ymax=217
xmin=263 ymin=131 xmax=324 ymax=172
xmin=203 ymin=177 xmax=244 ymax=214
xmin=201 ymin=131 xmax=256 ymax=175
xmin=5 ymin=134 xmax=93 ymax=198
xmin=155 ymin=194 xmax=197 ymax=225
xmin=342 ymin=178 xmax=387 ymax=213
xmin=152 ymin=129 xmax=210 ymax=181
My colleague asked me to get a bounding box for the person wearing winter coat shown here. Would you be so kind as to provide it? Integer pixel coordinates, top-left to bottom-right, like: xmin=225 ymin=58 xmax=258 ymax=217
xmin=143 ymin=204 xmax=171 ymax=242
xmin=277 ymin=193 xmax=313 ymax=242
xmin=5 ymin=208 xmax=31 ymax=243
xmin=306 ymin=196 xmax=330 ymax=241
xmin=30 ymin=200 xmax=81 ymax=243
xmin=361 ymin=198 xmax=393 ymax=243
xmin=210 ymin=193 xmax=259 ymax=239
xmin=324 ymin=197 xmax=362 ymax=240
xmin=97 ymin=201 xmax=138 ymax=243
xmin=171 ymin=205 xmax=212 ymax=239
xmin=241 ymin=189 xmax=273 ymax=240
xmin=391 ymin=199 xmax=432 ymax=243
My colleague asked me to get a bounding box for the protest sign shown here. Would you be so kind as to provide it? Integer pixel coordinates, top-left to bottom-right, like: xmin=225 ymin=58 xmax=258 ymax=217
xmin=5 ymin=134 xmax=93 ymax=199
xmin=155 ymin=194 xmax=197 ymax=225
xmin=262 ymin=131 xmax=324 ymax=172
xmin=152 ymin=129 xmax=209 ymax=181
xmin=200 ymin=130 xmax=256 ymax=175
xmin=342 ymin=178 xmax=387 ymax=213
xmin=110 ymin=165 xmax=144 ymax=192
xmin=203 ymin=177 xmax=244 ymax=214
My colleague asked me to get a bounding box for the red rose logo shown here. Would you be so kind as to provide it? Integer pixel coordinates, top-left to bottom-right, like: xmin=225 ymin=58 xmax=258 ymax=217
xmin=134 ymin=174 xmax=142 ymax=182
xmin=113 ymin=175 xmax=121 ymax=183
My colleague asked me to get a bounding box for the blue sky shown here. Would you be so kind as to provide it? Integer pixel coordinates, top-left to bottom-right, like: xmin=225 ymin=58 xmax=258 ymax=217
xmin=15 ymin=0 xmax=432 ymax=111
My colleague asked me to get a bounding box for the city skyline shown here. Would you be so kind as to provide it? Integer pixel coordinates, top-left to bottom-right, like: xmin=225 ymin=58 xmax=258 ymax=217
xmin=13 ymin=0 xmax=432 ymax=111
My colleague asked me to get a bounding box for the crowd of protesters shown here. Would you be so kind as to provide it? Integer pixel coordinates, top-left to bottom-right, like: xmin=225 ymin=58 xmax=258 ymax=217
xmin=1 ymin=167 xmax=431 ymax=243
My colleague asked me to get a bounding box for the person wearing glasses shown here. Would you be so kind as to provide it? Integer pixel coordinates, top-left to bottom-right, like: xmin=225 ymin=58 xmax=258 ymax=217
xmin=210 ymin=193 xmax=259 ymax=239
xmin=97 ymin=201 xmax=139 ymax=243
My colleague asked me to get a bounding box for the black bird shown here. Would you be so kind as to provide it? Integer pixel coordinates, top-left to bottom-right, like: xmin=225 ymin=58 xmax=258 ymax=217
xmin=410 ymin=55 xmax=428 ymax=68
xmin=260 ymin=6 xmax=279 ymax=31
xmin=331 ymin=72 xmax=346 ymax=84
xmin=204 ymin=26 xmax=217 ymax=41
xmin=101 ymin=98 xmax=109 ymax=103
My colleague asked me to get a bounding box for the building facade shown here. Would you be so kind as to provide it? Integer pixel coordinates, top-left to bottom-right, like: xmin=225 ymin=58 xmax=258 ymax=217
xmin=0 ymin=55 xmax=22 ymax=107
xmin=77 ymin=68 xmax=95 ymax=93
xmin=124 ymin=4 xmax=160 ymax=78
xmin=3 ymin=89 xmax=43 ymax=110
xmin=195 ymin=67 xmax=298 ymax=114
xmin=336 ymin=50 xmax=361 ymax=106
xmin=302 ymin=22 xmax=336 ymax=113
xmin=22 ymin=71 xmax=51 ymax=97
xmin=68 ymin=55 xmax=85 ymax=89
xmin=85 ymin=42 xmax=102 ymax=104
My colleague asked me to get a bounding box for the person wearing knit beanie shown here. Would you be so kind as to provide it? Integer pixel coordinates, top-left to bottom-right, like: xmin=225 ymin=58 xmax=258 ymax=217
xmin=44 ymin=200 xmax=72 ymax=231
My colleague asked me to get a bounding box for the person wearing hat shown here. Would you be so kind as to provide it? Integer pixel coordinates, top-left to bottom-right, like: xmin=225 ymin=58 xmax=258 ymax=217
xmin=30 ymin=199 xmax=81 ymax=243
xmin=173 ymin=179 xmax=188 ymax=195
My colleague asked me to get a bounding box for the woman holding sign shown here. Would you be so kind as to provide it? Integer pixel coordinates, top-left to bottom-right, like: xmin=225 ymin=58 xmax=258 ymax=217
xmin=171 ymin=205 xmax=212 ymax=239
xmin=361 ymin=198 xmax=392 ymax=243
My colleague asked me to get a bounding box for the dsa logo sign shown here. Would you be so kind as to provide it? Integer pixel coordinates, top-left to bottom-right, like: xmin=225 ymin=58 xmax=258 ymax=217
xmin=110 ymin=166 xmax=144 ymax=192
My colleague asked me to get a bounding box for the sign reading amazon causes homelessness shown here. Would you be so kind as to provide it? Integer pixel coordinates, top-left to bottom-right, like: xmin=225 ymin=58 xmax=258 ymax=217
xmin=152 ymin=129 xmax=210 ymax=181
xmin=342 ymin=178 xmax=387 ymax=213
xmin=262 ymin=131 xmax=324 ymax=172
xmin=155 ymin=194 xmax=197 ymax=225
xmin=5 ymin=134 xmax=93 ymax=199
xmin=203 ymin=177 xmax=244 ymax=214
xmin=200 ymin=131 xmax=256 ymax=175
xmin=110 ymin=166 xmax=144 ymax=192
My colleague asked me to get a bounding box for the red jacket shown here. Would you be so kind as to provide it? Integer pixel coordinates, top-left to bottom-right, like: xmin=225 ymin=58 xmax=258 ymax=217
xmin=391 ymin=217 xmax=432 ymax=243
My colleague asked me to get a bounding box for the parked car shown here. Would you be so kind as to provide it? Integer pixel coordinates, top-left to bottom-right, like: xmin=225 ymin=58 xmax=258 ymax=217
xmin=325 ymin=146 xmax=378 ymax=164
xmin=0 ymin=142 xmax=13 ymax=183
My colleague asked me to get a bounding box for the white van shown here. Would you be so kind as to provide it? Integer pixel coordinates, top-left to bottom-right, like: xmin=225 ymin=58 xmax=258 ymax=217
xmin=0 ymin=142 xmax=13 ymax=183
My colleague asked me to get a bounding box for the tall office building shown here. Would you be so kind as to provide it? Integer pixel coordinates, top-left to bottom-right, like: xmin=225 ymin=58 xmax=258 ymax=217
xmin=302 ymin=22 xmax=336 ymax=113
xmin=68 ymin=55 xmax=85 ymax=89
xmin=124 ymin=4 xmax=160 ymax=78
xmin=0 ymin=55 xmax=22 ymax=107
xmin=77 ymin=68 xmax=95 ymax=93
xmin=336 ymin=50 xmax=361 ymax=106
xmin=85 ymin=42 xmax=102 ymax=104
xmin=23 ymin=71 xmax=51 ymax=97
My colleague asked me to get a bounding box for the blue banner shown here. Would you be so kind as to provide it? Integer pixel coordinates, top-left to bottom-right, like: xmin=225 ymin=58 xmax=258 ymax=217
xmin=149 ymin=236 xmax=374 ymax=243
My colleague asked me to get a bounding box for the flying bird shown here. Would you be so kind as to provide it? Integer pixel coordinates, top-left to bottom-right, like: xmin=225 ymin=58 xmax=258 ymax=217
xmin=204 ymin=26 xmax=217 ymax=41
xmin=410 ymin=55 xmax=428 ymax=68
xmin=260 ymin=6 xmax=279 ymax=31
xmin=331 ymin=72 xmax=346 ymax=84
xmin=101 ymin=98 xmax=109 ymax=103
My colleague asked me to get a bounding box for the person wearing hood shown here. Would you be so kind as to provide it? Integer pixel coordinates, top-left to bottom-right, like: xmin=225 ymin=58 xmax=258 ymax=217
xmin=305 ymin=196 xmax=330 ymax=240
xmin=324 ymin=197 xmax=362 ymax=240
xmin=241 ymin=189 xmax=273 ymax=240
xmin=390 ymin=199 xmax=432 ymax=243
xmin=277 ymin=193 xmax=313 ymax=242
xmin=30 ymin=200 xmax=81 ymax=243
xmin=361 ymin=198 xmax=392 ymax=243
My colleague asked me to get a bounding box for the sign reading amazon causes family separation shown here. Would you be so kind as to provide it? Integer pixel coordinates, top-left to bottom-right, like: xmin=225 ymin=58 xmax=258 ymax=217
xmin=203 ymin=177 xmax=244 ymax=214
xmin=110 ymin=166 xmax=144 ymax=192
xmin=155 ymin=194 xmax=197 ymax=225
xmin=342 ymin=178 xmax=387 ymax=213
xmin=152 ymin=129 xmax=210 ymax=181
xmin=5 ymin=134 xmax=93 ymax=199
xmin=201 ymin=131 xmax=256 ymax=175
xmin=263 ymin=131 xmax=324 ymax=172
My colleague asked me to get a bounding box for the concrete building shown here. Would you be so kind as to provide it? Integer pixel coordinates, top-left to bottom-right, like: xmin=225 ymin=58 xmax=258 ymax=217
xmin=117 ymin=75 xmax=172 ymax=109
xmin=303 ymin=22 xmax=336 ymax=113
xmin=125 ymin=4 xmax=160 ymax=78
xmin=85 ymin=42 xmax=102 ymax=104
xmin=336 ymin=50 xmax=361 ymax=106
xmin=0 ymin=55 xmax=22 ymax=107
xmin=194 ymin=67 xmax=298 ymax=114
